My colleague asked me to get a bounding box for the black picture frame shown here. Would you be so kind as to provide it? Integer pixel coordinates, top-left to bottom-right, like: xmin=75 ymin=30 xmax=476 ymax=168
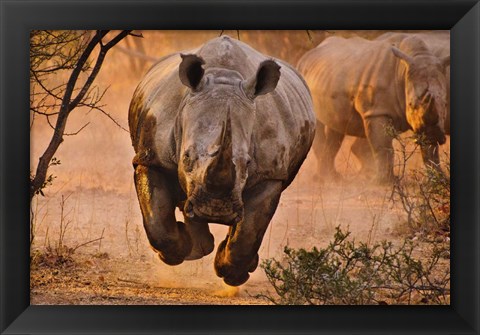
xmin=1 ymin=0 xmax=479 ymax=334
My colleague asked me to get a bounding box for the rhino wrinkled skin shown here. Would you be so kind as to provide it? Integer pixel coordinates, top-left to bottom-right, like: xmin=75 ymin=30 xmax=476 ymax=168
xmin=298 ymin=35 xmax=450 ymax=182
xmin=129 ymin=36 xmax=315 ymax=286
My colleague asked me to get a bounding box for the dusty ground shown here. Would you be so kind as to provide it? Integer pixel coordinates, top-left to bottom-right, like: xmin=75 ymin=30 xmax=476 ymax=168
xmin=29 ymin=147 xmax=450 ymax=305
xmin=29 ymin=173 xmax=393 ymax=305
xmin=30 ymin=30 xmax=450 ymax=305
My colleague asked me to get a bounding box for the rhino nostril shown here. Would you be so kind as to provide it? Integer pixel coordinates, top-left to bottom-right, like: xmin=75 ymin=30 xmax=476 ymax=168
xmin=232 ymin=215 xmax=242 ymax=224
xmin=183 ymin=149 xmax=197 ymax=172
xmin=184 ymin=200 xmax=195 ymax=218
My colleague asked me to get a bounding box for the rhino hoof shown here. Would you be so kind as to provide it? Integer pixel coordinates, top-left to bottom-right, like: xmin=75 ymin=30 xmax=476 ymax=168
xmin=157 ymin=253 xmax=185 ymax=266
xmin=374 ymin=174 xmax=395 ymax=185
xmin=329 ymin=171 xmax=343 ymax=183
xmin=223 ymin=272 xmax=250 ymax=287
xmin=316 ymin=170 xmax=342 ymax=184
xmin=184 ymin=232 xmax=215 ymax=260
xmin=248 ymin=254 xmax=259 ymax=272
xmin=151 ymin=221 xmax=193 ymax=266
xmin=214 ymin=245 xmax=259 ymax=286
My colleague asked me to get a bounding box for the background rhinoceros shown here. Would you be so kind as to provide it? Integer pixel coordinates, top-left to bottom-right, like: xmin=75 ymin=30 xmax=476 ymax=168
xmin=350 ymin=32 xmax=450 ymax=175
xmin=297 ymin=35 xmax=449 ymax=182
xmin=129 ymin=36 xmax=316 ymax=286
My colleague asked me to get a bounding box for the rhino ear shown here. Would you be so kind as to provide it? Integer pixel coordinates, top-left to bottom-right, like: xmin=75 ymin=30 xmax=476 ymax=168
xmin=243 ymin=60 xmax=281 ymax=99
xmin=179 ymin=54 xmax=205 ymax=90
xmin=391 ymin=47 xmax=414 ymax=66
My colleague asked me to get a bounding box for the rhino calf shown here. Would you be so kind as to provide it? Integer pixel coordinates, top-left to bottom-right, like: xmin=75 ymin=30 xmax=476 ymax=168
xmin=298 ymin=35 xmax=449 ymax=182
xmin=129 ymin=36 xmax=315 ymax=286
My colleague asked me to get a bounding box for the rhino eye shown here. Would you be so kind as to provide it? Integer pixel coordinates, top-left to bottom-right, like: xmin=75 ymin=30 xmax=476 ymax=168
xmin=183 ymin=150 xmax=195 ymax=172
xmin=207 ymin=144 xmax=220 ymax=157
xmin=209 ymin=149 xmax=220 ymax=157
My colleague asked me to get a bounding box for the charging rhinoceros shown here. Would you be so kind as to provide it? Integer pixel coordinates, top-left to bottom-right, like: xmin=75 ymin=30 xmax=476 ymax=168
xmin=129 ymin=36 xmax=315 ymax=286
xmin=297 ymin=35 xmax=449 ymax=182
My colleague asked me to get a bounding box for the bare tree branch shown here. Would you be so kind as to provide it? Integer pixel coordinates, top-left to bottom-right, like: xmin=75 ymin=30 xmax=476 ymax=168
xmin=95 ymin=107 xmax=129 ymax=133
xmin=129 ymin=32 xmax=143 ymax=38
xmin=115 ymin=45 xmax=158 ymax=63
xmin=30 ymin=30 xmax=133 ymax=202
xmin=64 ymin=122 xmax=90 ymax=136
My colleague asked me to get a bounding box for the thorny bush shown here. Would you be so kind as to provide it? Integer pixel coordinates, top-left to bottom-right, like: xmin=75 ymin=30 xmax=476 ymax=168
xmin=258 ymin=227 xmax=450 ymax=305
xmin=389 ymin=129 xmax=450 ymax=236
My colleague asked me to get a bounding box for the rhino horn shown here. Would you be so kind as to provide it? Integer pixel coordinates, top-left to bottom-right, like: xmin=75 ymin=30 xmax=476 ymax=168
xmin=206 ymin=110 xmax=236 ymax=192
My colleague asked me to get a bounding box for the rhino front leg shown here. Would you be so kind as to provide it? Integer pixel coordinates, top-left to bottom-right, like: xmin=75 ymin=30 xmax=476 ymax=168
xmin=214 ymin=180 xmax=283 ymax=286
xmin=364 ymin=116 xmax=395 ymax=183
xmin=134 ymin=165 xmax=192 ymax=265
xmin=313 ymin=120 xmax=344 ymax=181
xmin=183 ymin=218 xmax=214 ymax=260
xmin=351 ymin=137 xmax=376 ymax=177
xmin=322 ymin=126 xmax=345 ymax=180
xmin=311 ymin=119 xmax=325 ymax=176
xmin=420 ymin=143 xmax=443 ymax=174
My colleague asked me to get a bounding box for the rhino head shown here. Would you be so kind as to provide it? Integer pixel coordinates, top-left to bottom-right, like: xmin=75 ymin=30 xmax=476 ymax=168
xmin=175 ymin=54 xmax=280 ymax=225
xmin=392 ymin=46 xmax=450 ymax=146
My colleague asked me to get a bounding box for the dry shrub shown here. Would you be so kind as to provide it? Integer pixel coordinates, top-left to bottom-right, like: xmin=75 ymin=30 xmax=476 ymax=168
xmin=258 ymin=226 xmax=450 ymax=305
xmin=389 ymin=128 xmax=450 ymax=237
xmin=31 ymin=193 xmax=105 ymax=268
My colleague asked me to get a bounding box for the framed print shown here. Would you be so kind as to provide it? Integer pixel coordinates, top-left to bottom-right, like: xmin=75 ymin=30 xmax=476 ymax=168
xmin=1 ymin=0 xmax=479 ymax=334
